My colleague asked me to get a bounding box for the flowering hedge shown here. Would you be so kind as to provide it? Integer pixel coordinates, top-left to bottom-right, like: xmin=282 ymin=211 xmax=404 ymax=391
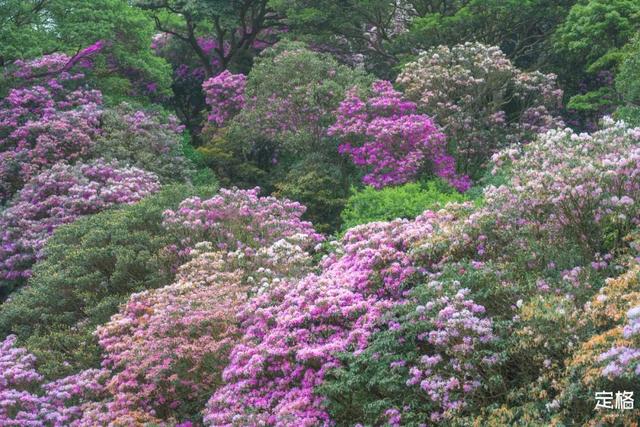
xmin=0 ymin=160 xmax=160 ymax=295
xmin=95 ymin=104 xmax=194 ymax=183
xmin=320 ymin=280 xmax=498 ymax=425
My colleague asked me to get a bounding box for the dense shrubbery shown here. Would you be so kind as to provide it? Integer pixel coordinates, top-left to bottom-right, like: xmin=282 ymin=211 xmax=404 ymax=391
xmin=397 ymin=42 xmax=564 ymax=178
xmin=0 ymin=185 xmax=217 ymax=378
xmin=340 ymin=180 xmax=468 ymax=231
xmin=0 ymin=160 xmax=160 ymax=298
xmin=2 ymin=3 xmax=640 ymax=426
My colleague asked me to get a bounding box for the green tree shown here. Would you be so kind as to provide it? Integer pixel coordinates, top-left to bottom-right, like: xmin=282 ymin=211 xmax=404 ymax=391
xmin=0 ymin=0 xmax=172 ymax=102
xmin=136 ymin=0 xmax=286 ymax=77
xmin=200 ymin=41 xmax=371 ymax=231
xmin=552 ymin=0 xmax=640 ymax=117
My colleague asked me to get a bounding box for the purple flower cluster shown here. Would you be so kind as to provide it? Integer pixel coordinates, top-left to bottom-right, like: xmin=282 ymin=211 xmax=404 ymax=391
xmin=404 ymin=284 xmax=496 ymax=422
xmin=203 ymin=70 xmax=247 ymax=126
xmin=0 ymin=335 xmax=109 ymax=426
xmin=0 ymin=54 xmax=104 ymax=202
xmin=329 ymin=80 xmax=470 ymax=191
xmin=599 ymin=306 xmax=640 ymax=377
xmin=203 ymin=210 xmax=455 ymax=425
xmin=0 ymin=160 xmax=160 ymax=286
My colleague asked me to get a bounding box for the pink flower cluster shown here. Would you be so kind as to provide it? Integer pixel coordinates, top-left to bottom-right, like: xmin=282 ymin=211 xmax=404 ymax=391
xmin=203 ymin=70 xmax=247 ymax=126
xmin=0 ymin=160 xmax=160 ymax=286
xmin=0 ymin=335 xmax=109 ymax=427
xmin=483 ymin=119 xmax=640 ymax=256
xmin=95 ymin=235 xmax=315 ymax=424
xmin=204 ymin=209 xmax=460 ymax=425
xmin=329 ymin=80 xmax=470 ymax=191
xmin=0 ymin=56 xmax=104 ymax=202
xmin=162 ymin=187 xmax=324 ymax=257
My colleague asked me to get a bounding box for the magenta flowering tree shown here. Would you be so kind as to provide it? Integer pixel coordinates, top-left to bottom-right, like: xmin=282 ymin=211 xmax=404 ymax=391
xmin=329 ymin=80 xmax=470 ymax=191
xmin=202 ymin=70 xmax=247 ymax=127
xmin=0 ymin=160 xmax=160 ymax=296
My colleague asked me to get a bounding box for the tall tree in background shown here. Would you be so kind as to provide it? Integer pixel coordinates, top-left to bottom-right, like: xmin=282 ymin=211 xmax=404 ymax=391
xmin=0 ymin=0 xmax=172 ymax=102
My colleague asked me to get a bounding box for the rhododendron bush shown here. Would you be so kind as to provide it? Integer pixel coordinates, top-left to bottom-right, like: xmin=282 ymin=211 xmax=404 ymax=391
xmin=0 ymin=160 xmax=160 ymax=296
xmin=330 ymin=80 xmax=470 ymax=190
xmin=397 ymin=42 xmax=564 ymax=177
xmin=205 ymin=208 xmax=470 ymax=425
xmin=0 ymin=334 xmax=110 ymax=426
xmin=0 ymin=53 xmax=104 ymax=202
xmin=3 ymin=7 xmax=640 ymax=426
xmin=482 ymin=119 xmax=640 ymax=258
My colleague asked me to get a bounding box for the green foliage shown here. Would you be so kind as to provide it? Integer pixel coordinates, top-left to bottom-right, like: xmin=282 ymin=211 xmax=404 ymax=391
xmin=616 ymin=36 xmax=640 ymax=125
xmin=340 ymin=180 xmax=467 ymax=231
xmin=552 ymin=0 xmax=640 ymax=116
xmin=274 ymin=154 xmax=354 ymax=234
xmin=0 ymin=0 xmax=172 ymax=101
xmin=136 ymin=0 xmax=281 ymax=76
xmin=0 ymin=184 xmax=218 ymax=379
xmin=405 ymin=0 xmax=576 ymax=71
xmin=201 ymin=41 xmax=372 ymax=232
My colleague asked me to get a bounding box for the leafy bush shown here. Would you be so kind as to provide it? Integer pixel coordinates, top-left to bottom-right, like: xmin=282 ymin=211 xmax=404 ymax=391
xmin=0 ymin=159 xmax=160 ymax=298
xmin=340 ymin=180 xmax=468 ymax=231
xmin=0 ymin=184 xmax=217 ymax=378
xmin=397 ymin=42 xmax=564 ymax=178
xmin=198 ymin=41 xmax=371 ymax=232
xmin=329 ymin=80 xmax=470 ymax=190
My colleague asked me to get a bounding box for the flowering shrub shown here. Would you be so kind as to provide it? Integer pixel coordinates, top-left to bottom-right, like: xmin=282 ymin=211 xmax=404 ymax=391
xmin=96 ymin=236 xmax=314 ymax=424
xmin=0 ymin=79 xmax=103 ymax=202
xmin=329 ymin=80 xmax=470 ymax=190
xmin=204 ymin=208 xmax=467 ymax=425
xmin=0 ymin=160 xmax=160 ymax=296
xmin=397 ymin=42 xmax=564 ymax=177
xmin=320 ymin=279 xmax=498 ymax=425
xmin=0 ymin=185 xmax=217 ymax=379
xmin=95 ymin=104 xmax=195 ymax=183
xmin=162 ymin=186 xmax=324 ymax=257
xmin=482 ymin=119 xmax=640 ymax=259
xmin=203 ymin=70 xmax=246 ymax=127
xmin=0 ymin=334 xmax=109 ymax=426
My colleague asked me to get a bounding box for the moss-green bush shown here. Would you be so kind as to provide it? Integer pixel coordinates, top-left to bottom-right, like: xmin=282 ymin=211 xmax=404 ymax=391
xmin=0 ymin=184 xmax=218 ymax=379
xmin=340 ymin=180 xmax=468 ymax=232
